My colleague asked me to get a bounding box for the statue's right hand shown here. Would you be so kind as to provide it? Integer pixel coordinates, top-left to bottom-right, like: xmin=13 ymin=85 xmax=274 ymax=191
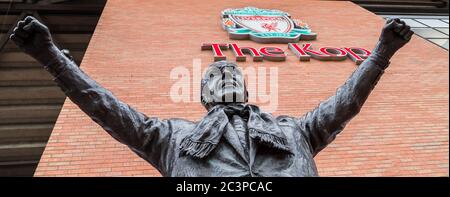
xmin=10 ymin=16 xmax=56 ymax=64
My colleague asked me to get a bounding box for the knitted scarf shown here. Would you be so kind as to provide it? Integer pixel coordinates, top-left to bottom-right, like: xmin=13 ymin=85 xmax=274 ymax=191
xmin=180 ymin=104 xmax=291 ymax=158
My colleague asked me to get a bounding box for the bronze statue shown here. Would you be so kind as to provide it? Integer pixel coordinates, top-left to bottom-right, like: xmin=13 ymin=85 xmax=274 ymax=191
xmin=10 ymin=16 xmax=413 ymax=176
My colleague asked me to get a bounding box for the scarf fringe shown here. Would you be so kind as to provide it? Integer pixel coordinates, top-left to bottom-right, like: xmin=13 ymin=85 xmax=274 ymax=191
xmin=179 ymin=138 xmax=216 ymax=159
xmin=249 ymin=128 xmax=290 ymax=152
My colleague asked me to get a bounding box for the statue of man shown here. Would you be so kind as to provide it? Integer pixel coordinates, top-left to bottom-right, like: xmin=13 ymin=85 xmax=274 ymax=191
xmin=10 ymin=16 xmax=412 ymax=176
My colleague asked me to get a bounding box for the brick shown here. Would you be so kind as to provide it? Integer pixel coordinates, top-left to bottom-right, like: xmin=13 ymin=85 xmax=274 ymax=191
xmin=34 ymin=0 xmax=449 ymax=177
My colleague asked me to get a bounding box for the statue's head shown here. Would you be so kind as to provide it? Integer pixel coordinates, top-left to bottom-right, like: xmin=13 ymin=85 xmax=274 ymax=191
xmin=201 ymin=61 xmax=248 ymax=110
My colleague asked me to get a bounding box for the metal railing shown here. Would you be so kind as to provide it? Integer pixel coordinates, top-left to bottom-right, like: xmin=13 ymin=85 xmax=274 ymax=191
xmin=352 ymin=0 xmax=449 ymax=15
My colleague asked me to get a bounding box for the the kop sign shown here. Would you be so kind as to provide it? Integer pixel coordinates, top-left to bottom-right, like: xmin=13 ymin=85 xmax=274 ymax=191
xmin=202 ymin=7 xmax=371 ymax=65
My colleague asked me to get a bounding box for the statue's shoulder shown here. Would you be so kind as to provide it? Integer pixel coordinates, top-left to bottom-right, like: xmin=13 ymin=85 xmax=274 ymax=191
xmin=275 ymin=115 xmax=298 ymax=124
xmin=166 ymin=118 xmax=197 ymax=126
xmin=165 ymin=118 xmax=198 ymax=139
xmin=165 ymin=118 xmax=197 ymax=131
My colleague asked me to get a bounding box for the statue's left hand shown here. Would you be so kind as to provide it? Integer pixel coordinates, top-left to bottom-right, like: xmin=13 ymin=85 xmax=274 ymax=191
xmin=375 ymin=18 xmax=414 ymax=59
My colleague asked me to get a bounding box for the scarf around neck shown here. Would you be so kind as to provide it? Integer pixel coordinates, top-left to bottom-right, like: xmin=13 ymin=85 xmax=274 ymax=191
xmin=180 ymin=104 xmax=292 ymax=159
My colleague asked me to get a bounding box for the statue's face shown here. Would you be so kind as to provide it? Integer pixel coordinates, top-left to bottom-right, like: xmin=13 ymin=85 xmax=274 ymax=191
xmin=201 ymin=61 xmax=247 ymax=108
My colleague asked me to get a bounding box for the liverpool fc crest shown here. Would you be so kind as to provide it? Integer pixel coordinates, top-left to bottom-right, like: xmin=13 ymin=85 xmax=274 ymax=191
xmin=221 ymin=7 xmax=317 ymax=43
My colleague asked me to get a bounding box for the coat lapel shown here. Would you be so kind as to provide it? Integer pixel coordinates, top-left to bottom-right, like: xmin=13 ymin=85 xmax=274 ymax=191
xmin=248 ymin=135 xmax=258 ymax=169
xmin=223 ymin=123 xmax=249 ymax=163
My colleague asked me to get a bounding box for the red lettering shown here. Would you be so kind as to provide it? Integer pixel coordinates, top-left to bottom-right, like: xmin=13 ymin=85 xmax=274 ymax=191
xmin=259 ymin=47 xmax=286 ymax=62
xmin=344 ymin=47 xmax=371 ymax=65
xmin=320 ymin=47 xmax=347 ymax=61
xmin=302 ymin=43 xmax=331 ymax=60
xmin=202 ymin=43 xmax=371 ymax=65
xmin=229 ymin=43 xmax=263 ymax=62
xmin=289 ymin=43 xmax=332 ymax=61
xmin=288 ymin=43 xmax=310 ymax=61
xmin=201 ymin=43 xmax=228 ymax=61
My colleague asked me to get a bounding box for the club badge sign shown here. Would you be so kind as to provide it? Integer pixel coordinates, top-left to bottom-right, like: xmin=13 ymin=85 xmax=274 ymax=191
xmin=202 ymin=7 xmax=372 ymax=65
xmin=221 ymin=7 xmax=316 ymax=43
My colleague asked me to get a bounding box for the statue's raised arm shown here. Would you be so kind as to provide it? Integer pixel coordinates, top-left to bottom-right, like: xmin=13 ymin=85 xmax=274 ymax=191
xmin=10 ymin=16 xmax=175 ymax=174
xmin=298 ymin=18 xmax=413 ymax=156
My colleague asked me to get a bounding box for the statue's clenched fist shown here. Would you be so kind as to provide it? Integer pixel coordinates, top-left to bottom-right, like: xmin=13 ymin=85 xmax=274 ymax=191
xmin=10 ymin=16 xmax=57 ymax=64
xmin=375 ymin=18 xmax=414 ymax=59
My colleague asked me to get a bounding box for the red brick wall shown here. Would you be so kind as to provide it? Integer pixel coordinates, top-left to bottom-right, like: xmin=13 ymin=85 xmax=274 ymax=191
xmin=34 ymin=0 xmax=449 ymax=176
